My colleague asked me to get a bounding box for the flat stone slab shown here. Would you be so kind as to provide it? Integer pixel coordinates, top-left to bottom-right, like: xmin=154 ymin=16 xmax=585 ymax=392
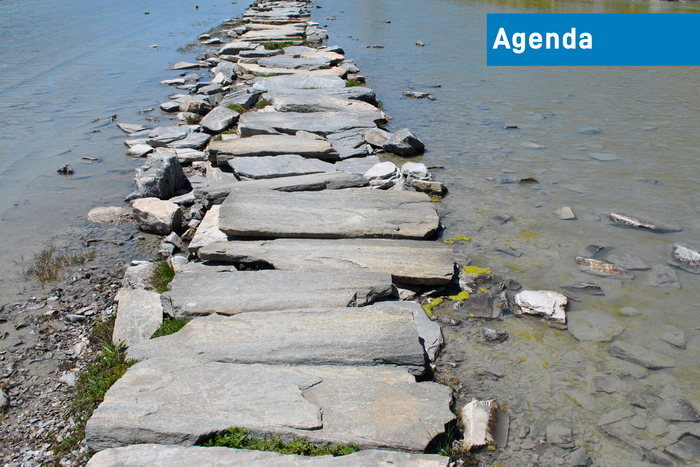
xmin=253 ymin=74 xmax=346 ymax=91
xmin=113 ymin=289 xmax=163 ymax=348
xmin=194 ymin=172 xmax=369 ymax=204
xmin=209 ymin=135 xmax=338 ymax=164
xmin=261 ymin=86 xmax=378 ymax=105
xmin=609 ymin=341 xmax=675 ymax=369
xmin=200 ymin=238 xmax=454 ymax=285
xmin=229 ymin=155 xmax=336 ymax=179
xmin=238 ymin=111 xmax=381 ymax=137
xmin=162 ymin=269 xmax=393 ymax=318
xmin=567 ymin=311 xmax=624 ymax=342
xmin=239 ymin=27 xmax=305 ymax=42
xmin=128 ymin=302 xmax=426 ymax=372
xmin=86 ymin=445 xmax=450 ymax=467
xmin=188 ymin=205 xmax=228 ymax=252
xmin=85 ymin=361 xmax=455 ymax=452
xmin=219 ymin=189 xmax=439 ymax=239
xmin=236 ymin=63 xmax=348 ymax=79
xmin=269 ymin=93 xmax=380 ymax=114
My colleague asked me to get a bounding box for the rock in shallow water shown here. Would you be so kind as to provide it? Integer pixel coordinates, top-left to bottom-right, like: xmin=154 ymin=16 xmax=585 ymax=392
xmin=87 ymin=206 xmax=132 ymax=225
xmin=608 ymin=212 xmax=681 ymax=233
xmin=648 ymin=266 xmax=681 ymax=288
xmin=668 ymin=243 xmax=700 ymax=274
xmin=132 ymin=198 xmax=182 ymax=235
xmin=608 ymin=341 xmax=675 ymax=369
xmin=606 ymin=253 xmax=649 ymax=270
xmin=513 ymin=290 xmax=568 ymax=327
xmin=462 ymin=399 xmax=499 ymax=450
xmin=568 ymin=310 xmax=624 ymax=342
xmin=575 ymin=256 xmax=634 ymax=280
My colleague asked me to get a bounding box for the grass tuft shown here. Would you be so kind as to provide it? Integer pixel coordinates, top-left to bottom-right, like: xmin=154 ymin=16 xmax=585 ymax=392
xmin=205 ymin=426 xmax=359 ymax=457
xmin=28 ymin=245 xmax=95 ymax=287
xmin=345 ymin=79 xmax=363 ymax=88
xmin=227 ymin=104 xmax=247 ymax=114
xmin=152 ymin=316 xmax=189 ymax=338
xmin=255 ymin=99 xmax=271 ymax=109
xmin=149 ymin=260 xmax=175 ymax=293
xmin=264 ymin=41 xmax=294 ymax=50
xmin=186 ymin=114 xmax=202 ymax=125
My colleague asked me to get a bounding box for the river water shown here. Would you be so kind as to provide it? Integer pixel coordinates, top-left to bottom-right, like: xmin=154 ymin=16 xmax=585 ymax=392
xmin=2 ymin=0 xmax=700 ymax=463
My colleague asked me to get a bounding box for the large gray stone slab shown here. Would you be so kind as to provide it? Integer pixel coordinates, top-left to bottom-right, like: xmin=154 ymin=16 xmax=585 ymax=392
xmin=567 ymin=311 xmax=625 ymax=342
xmin=239 ymin=27 xmax=305 ymax=42
xmin=209 ymin=135 xmax=338 ymax=164
xmin=113 ymin=288 xmax=163 ymax=348
xmin=128 ymin=303 xmax=426 ymax=372
xmin=335 ymin=155 xmax=381 ymax=174
xmin=219 ymin=189 xmax=439 ymax=239
xmin=163 ymin=269 xmax=393 ymax=318
xmin=327 ymin=130 xmax=372 ymax=160
xmin=85 ymin=361 xmax=455 ymax=452
xmin=200 ymin=105 xmax=239 ymax=134
xmin=200 ymin=238 xmax=455 ymax=285
xmin=188 ymin=205 xmax=228 ymax=252
xmin=252 ymin=74 xmax=346 ymax=91
xmin=221 ymin=89 xmax=261 ymax=110
xmin=86 ymin=445 xmax=450 ymax=467
xmin=167 ymin=132 xmax=210 ymax=150
xmin=262 ymin=86 xmax=378 ymax=104
xmin=269 ymin=93 xmax=379 ymax=113
xmin=229 ymin=155 xmax=336 ymax=179
xmin=194 ymin=172 xmax=369 ymax=204
xmin=609 ymin=341 xmax=675 ymax=369
xmin=134 ymin=149 xmax=185 ymax=200
xmin=238 ymin=111 xmax=382 ymax=137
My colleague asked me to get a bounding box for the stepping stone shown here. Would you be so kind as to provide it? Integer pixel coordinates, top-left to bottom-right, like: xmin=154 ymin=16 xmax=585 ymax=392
xmin=194 ymin=171 xmax=369 ymax=204
xmin=200 ymin=238 xmax=455 ymax=285
xmin=253 ymin=74 xmax=346 ymax=90
xmin=238 ymin=111 xmax=382 ymax=137
xmin=263 ymin=86 xmax=378 ymax=105
xmin=162 ymin=269 xmax=393 ymax=318
xmin=86 ymin=445 xmax=450 ymax=467
xmin=609 ymin=341 xmax=675 ymax=369
xmin=85 ymin=361 xmax=455 ymax=452
xmin=219 ymin=189 xmax=439 ymax=240
xmin=269 ymin=93 xmax=380 ymax=113
xmin=229 ymin=155 xmax=336 ymax=179
xmin=218 ymin=41 xmax=257 ymax=55
xmin=567 ymin=310 xmax=624 ymax=342
xmin=209 ymin=135 xmax=338 ymax=164
xmin=239 ymin=27 xmax=305 ymax=42
xmin=128 ymin=302 xmax=427 ymax=373
xmin=258 ymin=55 xmax=335 ymax=71
xmin=237 ymin=63 xmax=348 ymax=78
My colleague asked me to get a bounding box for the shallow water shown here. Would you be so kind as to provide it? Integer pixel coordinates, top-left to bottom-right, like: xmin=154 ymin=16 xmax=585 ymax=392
xmin=0 ymin=0 xmax=247 ymax=297
xmin=313 ymin=0 xmax=700 ymax=464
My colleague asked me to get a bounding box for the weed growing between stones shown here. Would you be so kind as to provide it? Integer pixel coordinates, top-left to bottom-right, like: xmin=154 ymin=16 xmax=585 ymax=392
xmin=49 ymin=316 xmax=137 ymax=464
xmin=227 ymin=103 xmax=248 ymax=114
xmin=345 ymin=79 xmax=363 ymax=88
xmin=255 ymin=98 xmax=271 ymax=109
xmin=149 ymin=260 xmax=175 ymax=293
xmin=28 ymin=245 xmax=95 ymax=287
xmin=186 ymin=114 xmax=202 ymax=125
xmin=152 ymin=316 xmax=189 ymax=338
xmin=264 ymin=41 xmax=294 ymax=50
xmin=213 ymin=128 xmax=238 ymax=141
xmin=204 ymin=426 xmax=359 ymax=456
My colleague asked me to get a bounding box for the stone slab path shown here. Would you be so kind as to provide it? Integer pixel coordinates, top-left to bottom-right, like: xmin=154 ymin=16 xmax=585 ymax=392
xmin=199 ymin=238 xmax=455 ymax=284
xmin=86 ymin=444 xmax=449 ymax=467
xmin=228 ymin=154 xmax=336 ymax=179
xmin=127 ymin=303 xmax=427 ymax=373
xmin=208 ymin=134 xmax=338 ymax=164
xmin=85 ymin=362 xmax=455 ymax=452
xmin=219 ymin=189 xmax=440 ymax=239
xmin=162 ymin=269 xmax=393 ymax=318
xmin=238 ymin=111 xmax=382 ymax=137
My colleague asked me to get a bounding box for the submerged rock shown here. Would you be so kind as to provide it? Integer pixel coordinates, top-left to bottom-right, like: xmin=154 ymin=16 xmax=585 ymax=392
xmin=608 ymin=212 xmax=681 ymax=232
xmin=578 ymin=243 xmax=612 ymax=258
xmin=666 ymin=435 xmax=700 ymax=463
xmin=661 ymin=327 xmax=687 ymax=349
xmin=648 ymin=266 xmax=681 ymax=288
xmin=87 ymin=206 xmax=132 ymax=225
xmin=606 ymin=253 xmax=650 ymax=270
xmin=609 ymin=341 xmax=675 ymax=369
xmin=657 ymin=398 xmax=700 ymax=422
xmin=513 ymin=290 xmax=567 ymax=328
xmin=560 ymin=281 xmax=603 ymax=295
xmin=668 ymin=243 xmax=700 ymax=274
xmin=552 ymin=206 xmax=576 ymax=220
xmin=597 ymin=408 xmax=634 ymax=427
xmin=568 ymin=310 xmax=624 ymax=342
xmin=590 ymin=375 xmax=627 ymax=394
xmin=575 ymin=256 xmax=634 ymax=280
xmin=457 ymin=293 xmax=502 ymax=320
xmin=462 ymin=399 xmax=499 ymax=450
xmin=481 ymin=327 xmax=508 ymax=343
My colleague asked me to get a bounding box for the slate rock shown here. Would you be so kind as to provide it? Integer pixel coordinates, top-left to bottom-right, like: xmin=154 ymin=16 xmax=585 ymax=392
xmin=269 ymin=93 xmax=379 ymax=114
xmin=122 ymin=261 xmax=155 ymax=289
xmin=163 ymin=270 xmax=393 ymax=318
xmin=608 ymin=212 xmax=681 ymax=232
xmin=85 ymin=361 xmax=455 ymax=452
xmin=175 ymin=148 xmax=206 ymax=164
xmin=668 ymin=243 xmax=700 ymax=273
xmin=383 ymin=128 xmax=425 ymax=156
xmin=134 ymin=149 xmax=185 ymax=199
xmin=252 ymin=74 xmax=346 ymax=91
xmin=263 ymin=85 xmax=378 ymax=105
xmin=128 ymin=302 xmax=427 ymax=373
xmin=200 ymin=105 xmax=239 ymax=134
xmin=649 ymin=450 xmax=677 ymax=467
xmin=221 ymin=89 xmax=261 ymax=109
xmin=364 ymin=128 xmax=392 ymax=147
xmin=458 ymin=293 xmax=501 ymax=320
xmin=649 ymin=266 xmax=681 ymax=288
xmin=570 ymin=447 xmax=592 ymax=467
xmin=568 ymin=311 xmax=624 ymax=342
xmin=160 ymin=101 xmax=180 ymax=112
xmin=598 ymin=408 xmax=635 ymax=426
xmin=481 ymin=327 xmax=508 ymax=343
xmin=238 ymin=111 xmax=381 ymax=137
xmin=209 ymin=134 xmax=338 ymax=164
xmin=661 ymin=327 xmax=687 ymax=349
xmin=513 ymin=290 xmax=567 ymax=327
xmin=147 ymin=126 xmax=191 ymax=147
xmin=607 ymin=253 xmax=650 ymax=270
xmin=87 ymin=206 xmax=132 ymax=225
xmin=590 ymin=375 xmax=627 ymax=394
xmin=219 ymin=189 xmax=439 ymax=240
xmin=620 ymin=306 xmax=642 ymax=317
xmin=86 ymin=445 xmax=450 ymax=467
xmin=172 ymin=61 xmax=199 ymax=70
xmin=560 ymin=281 xmax=603 ymax=295
xmin=126 ymin=143 xmax=154 ymax=158
xmin=665 ymin=434 xmax=700 ymax=463
xmin=117 ymin=123 xmax=148 ymax=134
xmin=609 ymin=341 xmax=675 ymax=369
xmin=546 ymin=424 xmax=572 ymax=445
xmin=200 ymin=238 xmax=455 ymax=285
xmin=327 ymin=130 xmax=372 ymax=159
xmin=113 ymin=289 xmax=163 ymax=348
xmin=229 ymin=155 xmax=335 ymax=179
xmin=132 ymin=198 xmax=182 ymax=235
xmin=657 ymin=398 xmax=700 ymax=422
xmin=179 ymin=99 xmax=212 ymax=115
xmin=575 ymin=257 xmax=634 ymax=280
xmin=167 ymin=132 xmax=210 ymax=150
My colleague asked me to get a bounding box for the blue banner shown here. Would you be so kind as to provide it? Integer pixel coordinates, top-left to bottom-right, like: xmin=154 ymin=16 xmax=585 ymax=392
xmin=487 ymin=14 xmax=700 ymax=66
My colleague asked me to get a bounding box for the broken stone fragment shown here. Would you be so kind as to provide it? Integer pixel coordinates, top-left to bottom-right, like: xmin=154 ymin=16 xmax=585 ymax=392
xmin=513 ymin=290 xmax=567 ymax=328
xmin=87 ymin=206 xmax=132 ymax=225
xmin=459 ymin=273 xmax=493 ymax=293
xmin=481 ymin=328 xmax=508 ymax=343
xmin=668 ymin=243 xmax=700 ymax=273
xmin=608 ymin=212 xmax=681 ymax=232
xmin=608 ymin=341 xmax=675 ymax=369
xmin=462 ymin=399 xmax=499 ymax=450
xmin=132 ymin=198 xmax=182 ymax=235
xmin=383 ymin=128 xmax=425 ymax=156
xmin=575 ymin=256 xmax=634 ymax=280
xmin=112 ymin=288 xmax=163 ymax=348
xmin=552 ymin=206 xmax=576 ymax=220
xmin=179 ymin=99 xmax=212 ymax=115
xmin=411 ymin=180 xmax=447 ymax=195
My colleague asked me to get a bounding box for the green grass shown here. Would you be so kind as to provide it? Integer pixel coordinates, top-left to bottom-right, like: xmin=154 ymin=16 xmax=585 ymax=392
xmin=204 ymin=426 xmax=359 ymax=457
xmin=28 ymin=245 xmax=95 ymax=287
xmin=149 ymin=260 xmax=175 ymax=293
xmin=345 ymin=79 xmax=363 ymax=88
xmin=227 ymin=103 xmax=248 ymax=114
xmin=264 ymin=41 xmax=294 ymax=50
xmin=152 ymin=316 xmax=189 ymax=338
xmin=50 ymin=316 xmax=137 ymax=463
xmin=255 ymin=99 xmax=271 ymax=109
xmin=186 ymin=114 xmax=202 ymax=125
xmin=213 ymin=128 xmax=238 ymax=141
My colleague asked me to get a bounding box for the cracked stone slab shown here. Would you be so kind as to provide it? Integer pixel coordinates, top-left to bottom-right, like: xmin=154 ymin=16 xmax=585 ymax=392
xmin=199 ymin=238 xmax=455 ymax=285
xmin=194 ymin=172 xmax=369 ymax=205
xmin=209 ymin=135 xmax=338 ymax=165
xmin=127 ymin=302 xmax=426 ymax=373
xmin=228 ymin=155 xmax=336 ymax=179
xmin=238 ymin=111 xmax=381 ymax=137
xmin=112 ymin=289 xmax=163 ymax=348
xmin=162 ymin=269 xmax=393 ymax=318
xmin=85 ymin=361 xmax=455 ymax=453
xmin=86 ymin=445 xmax=450 ymax=467
xmin=219 ymin=189 xmax=439 ymax=239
